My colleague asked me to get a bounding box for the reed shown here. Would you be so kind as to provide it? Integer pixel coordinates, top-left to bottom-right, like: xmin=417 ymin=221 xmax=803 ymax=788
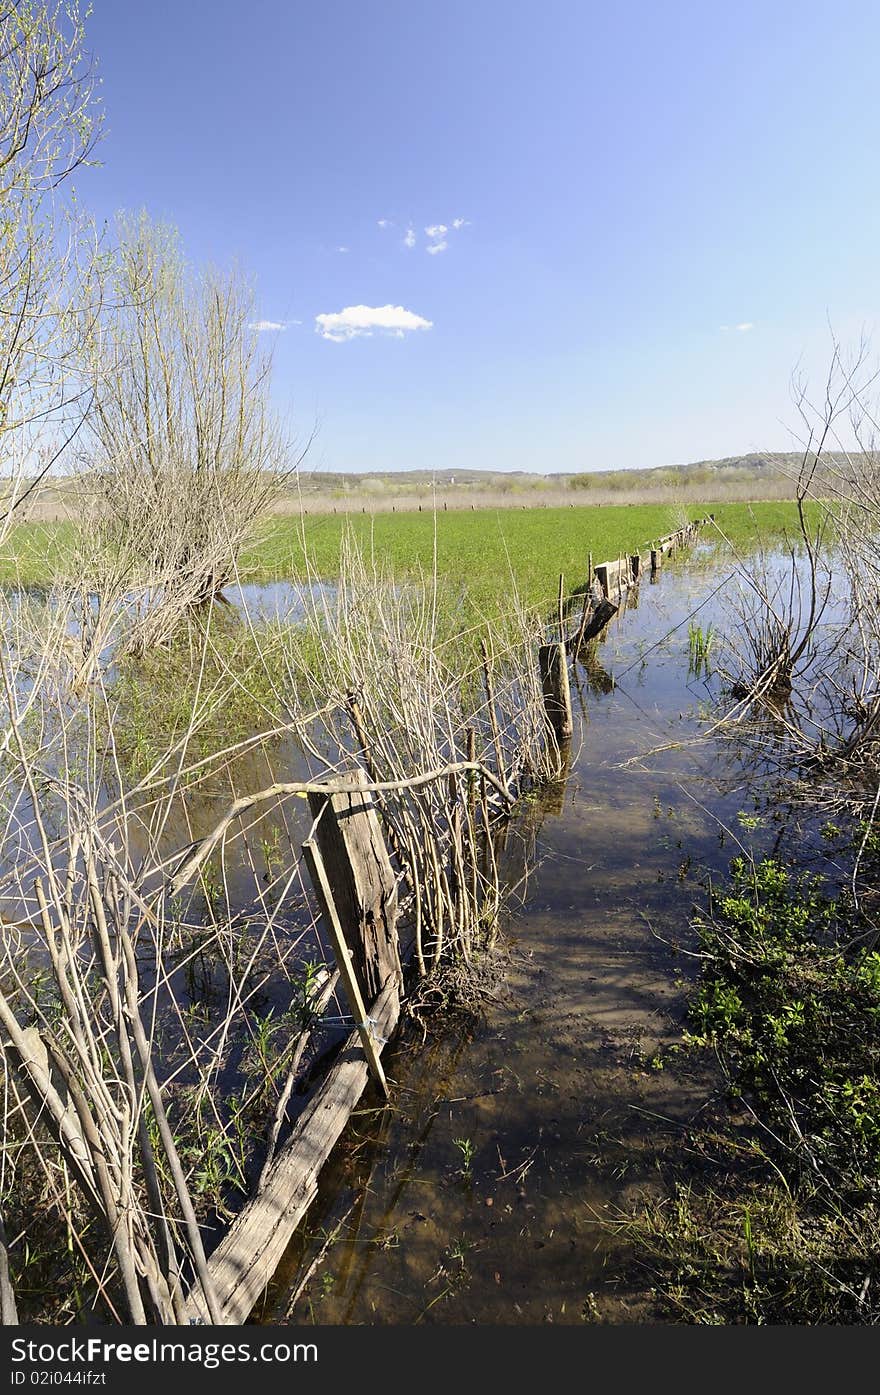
xmin=0 ymin=531 xmax=556 ymax=1320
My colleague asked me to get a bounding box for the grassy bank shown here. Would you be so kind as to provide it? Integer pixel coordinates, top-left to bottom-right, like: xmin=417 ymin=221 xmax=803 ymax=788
xmin=0 ymin=519 xmax=78 ymax=586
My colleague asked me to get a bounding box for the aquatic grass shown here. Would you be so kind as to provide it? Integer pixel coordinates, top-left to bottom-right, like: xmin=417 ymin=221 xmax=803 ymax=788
xmin=687 ymin=622 xmax=714 ymax=677
xmin=105 ymin=613 xmax=291 ymax=781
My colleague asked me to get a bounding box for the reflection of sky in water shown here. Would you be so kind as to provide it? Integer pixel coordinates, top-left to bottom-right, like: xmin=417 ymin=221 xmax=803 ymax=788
xmin=230 ymin=578 xmax=338 ymax=622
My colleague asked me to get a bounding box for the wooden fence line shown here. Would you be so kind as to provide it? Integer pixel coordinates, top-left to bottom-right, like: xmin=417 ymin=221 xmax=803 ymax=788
xmin=181 ymin=511 xmax=710 ymax=1323
xmin=591 ymin=516 xmax=708 ymax=603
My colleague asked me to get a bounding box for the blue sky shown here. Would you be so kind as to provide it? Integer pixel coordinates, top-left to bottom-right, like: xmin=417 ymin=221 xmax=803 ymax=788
xmin=78 ymin=1 xmax=880 ymax=474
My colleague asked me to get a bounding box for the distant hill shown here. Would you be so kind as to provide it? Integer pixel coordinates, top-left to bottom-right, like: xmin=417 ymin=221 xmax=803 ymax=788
xmin=3 ymin=450 xmax=835 ymax=520
xmin=285 ymin=452 xmax=815 ymax=496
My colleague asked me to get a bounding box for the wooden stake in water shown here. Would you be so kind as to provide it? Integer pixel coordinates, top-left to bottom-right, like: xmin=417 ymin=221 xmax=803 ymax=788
xmin=480 ymin=637 xmax=509 ymax=798
xmin=306 ymin=772 xmax=400 ymax=1002
xmin=302 ymin=837 xmax=389 ymax=1099
xmin=538 ymin=641 xmax=574 ymax=743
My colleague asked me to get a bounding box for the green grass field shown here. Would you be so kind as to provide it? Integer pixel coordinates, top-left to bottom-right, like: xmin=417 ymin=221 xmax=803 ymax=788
xmin=242 ymin=499 xmax=813 ymax=617
xmin=0 ymin=500 xmax=813 ymax=616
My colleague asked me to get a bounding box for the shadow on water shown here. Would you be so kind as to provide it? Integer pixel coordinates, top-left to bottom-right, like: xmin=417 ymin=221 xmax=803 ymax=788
xmin=253 ymin=551 xmax=847 ymax=1325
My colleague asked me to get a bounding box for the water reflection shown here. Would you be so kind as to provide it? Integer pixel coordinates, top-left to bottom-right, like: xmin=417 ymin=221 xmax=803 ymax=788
xmin=251 ymin=551 xmax=849 ymax=1325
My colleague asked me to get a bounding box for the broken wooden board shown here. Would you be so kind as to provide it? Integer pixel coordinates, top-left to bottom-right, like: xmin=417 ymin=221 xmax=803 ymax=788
xmin=183 ymin=975 xmax=400 ymax=1324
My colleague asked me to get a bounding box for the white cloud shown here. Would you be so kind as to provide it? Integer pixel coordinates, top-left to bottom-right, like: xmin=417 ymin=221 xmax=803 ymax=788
xmin=451 ymin=217 xmax=468 ymax=229
xmin=736 ymin=321 xmax=754 ymax=332
xmin=377 ymin=218 xmax=393 ymax=228
xmin=336 ymin=245 xmax=349 ymax=253
xmin=425 ymin=223 xmax=447 ymax=239
xmin=250 ymin=319 xmax=287 ymax=332
xmin=315 ymin=303 xmax=433 ymax=343
xmin=425 ymin=240 xmax=447 ymax=255
xmin=403 ymin=227 xmax=416 ymax=249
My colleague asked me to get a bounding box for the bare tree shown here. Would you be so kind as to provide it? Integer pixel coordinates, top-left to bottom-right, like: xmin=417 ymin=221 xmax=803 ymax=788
xmin=0 ymin=1 xmax=103 ymax=533
xmin=78 ymin=212 xmax=300 ymax=649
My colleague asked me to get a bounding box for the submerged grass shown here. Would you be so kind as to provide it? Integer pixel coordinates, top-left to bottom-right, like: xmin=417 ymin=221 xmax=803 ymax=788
xmin=106 ymin=614 xmax=290 ymax=782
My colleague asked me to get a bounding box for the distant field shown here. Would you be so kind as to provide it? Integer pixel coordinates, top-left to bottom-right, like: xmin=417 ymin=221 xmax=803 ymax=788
xmin=9 ymin=452 xmax=801 ymax=525
xmin=0 ymin=501 xmax=813 ymax=614
xmin=247 ymin=499 xmax=809 ymax=616
xmin=272 ymin=477 xmax=797 ymax=515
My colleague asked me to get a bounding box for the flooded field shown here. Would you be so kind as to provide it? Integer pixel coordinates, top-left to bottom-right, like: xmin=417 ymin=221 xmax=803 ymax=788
xmin=2 ymin=535 xmax=855 ymax=1325
xmin=253 ymin=548 xmax=844 ymax=1324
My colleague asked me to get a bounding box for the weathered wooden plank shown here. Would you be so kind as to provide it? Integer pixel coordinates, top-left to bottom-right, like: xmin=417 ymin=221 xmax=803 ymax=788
xmin=307 ymin=770 xmax=399 ymax=1002
xmin=184 ymin=976 xmax=400 ymax=1324
xmin=0 ymin=1212 xmax=17 ymax=1325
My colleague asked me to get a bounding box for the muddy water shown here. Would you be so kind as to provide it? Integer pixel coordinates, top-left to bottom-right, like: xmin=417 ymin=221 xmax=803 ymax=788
xmin=256 ymin=551 xmax=838 ymax=1325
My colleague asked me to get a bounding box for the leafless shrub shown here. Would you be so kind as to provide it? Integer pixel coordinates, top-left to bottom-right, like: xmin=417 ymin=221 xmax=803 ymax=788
xmin=716 ymin=338 xmax=880 ymax=805
xmin=0 ymin=3 xmax=104 ymax=533
xmin=0 ymin=528 xmax=554 ymax=1318
xmin=75 ymin=212 xmax=303 ymax=652
xmin=208 ymin=536 xmax=556 ymax=977
xmin=0 ymin=578 xmax=345 ymax=1319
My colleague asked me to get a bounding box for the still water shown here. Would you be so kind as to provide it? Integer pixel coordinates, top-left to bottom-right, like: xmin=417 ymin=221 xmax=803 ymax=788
xmin=255 ymin=549 xmax=842 ymax=1324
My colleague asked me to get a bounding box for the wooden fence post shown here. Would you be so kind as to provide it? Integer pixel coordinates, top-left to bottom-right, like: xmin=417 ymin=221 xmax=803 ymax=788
xmin=568 ymin=598 xmax=618 ymax=654
xmin=538 ymin=641 xmax=573 ymax=743
xmin=480 ymin=638 xmax=510 ymax=798
xmin=305 ymin=770 xmax=400 ymax=1004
